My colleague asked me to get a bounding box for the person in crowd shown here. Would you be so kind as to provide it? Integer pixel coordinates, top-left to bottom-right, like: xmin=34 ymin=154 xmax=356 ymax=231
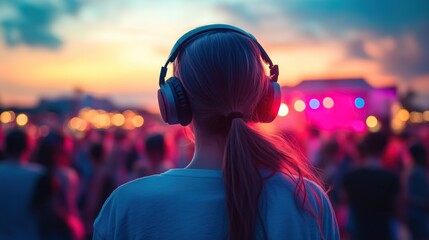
xmin=33 ymin=131 xmax=85 ymax=240
xmin=144 ymin=133 xmax=171 ymax=174
xmin=0 ymin=128 xmax=45 ymax=240
xmin=104 ymin=127 xmax=131 ymax=187
xmin=73 ymin=129 xmax=100 ymax=212
xmin=129 ymin=133 xmax=171 ymax=178
xmin=83 ymin=142 xmax=112 ymax=239
xmin=315 ymin=137 xmax=341 ymax=185
xmin=343 ymin=131 xmax=401 ymax=240
xmin=324 ymin=133 xmax=358 ymax=239
xmin=0 ymin=127 xmax=5 ymax=161
xmin=0 ymin=148 xmax=5 ymax=161
xmin=406 ymin=142 xmax=429 ymax=240
xmin=307 ymin=126 xmax=323 ymax=167
xmin=127 ymin=133 xmax=172 ymax=180
xmin=94 ymin=24 xmax=339 ymax=239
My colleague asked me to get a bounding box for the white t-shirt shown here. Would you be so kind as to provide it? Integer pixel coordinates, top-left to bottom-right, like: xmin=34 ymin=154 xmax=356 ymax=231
xmin=94 ymin=168 xmax=339 ymax=240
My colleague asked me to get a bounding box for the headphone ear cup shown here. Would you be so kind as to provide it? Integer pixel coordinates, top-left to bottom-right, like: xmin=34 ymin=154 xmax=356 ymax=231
xmin=157 ymin=86 xmax=173 ymax=124
xmin=256 ymin=81 xmax=281 ymax=123
xmin=157 ymin=77 xmax=192 ymax=126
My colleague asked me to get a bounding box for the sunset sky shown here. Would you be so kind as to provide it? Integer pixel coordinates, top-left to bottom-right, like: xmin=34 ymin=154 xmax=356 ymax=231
xmin=1 ymin=0 xmax=428 ymax=112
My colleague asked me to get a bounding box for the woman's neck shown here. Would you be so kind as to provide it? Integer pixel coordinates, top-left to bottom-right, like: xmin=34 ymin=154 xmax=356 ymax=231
xmin=185 ymin=129 xmax=226 ymax=170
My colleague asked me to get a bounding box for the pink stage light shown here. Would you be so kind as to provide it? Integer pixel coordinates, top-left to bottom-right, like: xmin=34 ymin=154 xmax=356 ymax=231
xmin=323 ymin=97 xmax=334 ymax=108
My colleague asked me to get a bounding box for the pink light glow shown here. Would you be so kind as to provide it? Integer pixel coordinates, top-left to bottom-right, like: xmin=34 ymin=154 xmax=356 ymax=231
xmin=280 ymin=89 xmax=371 ymax=132
xmin=352 ymin=120 xmax=365 ymax=132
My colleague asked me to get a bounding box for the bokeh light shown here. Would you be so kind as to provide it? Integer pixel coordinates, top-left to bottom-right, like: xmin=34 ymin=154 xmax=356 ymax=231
xmin=322 ymin=97 xmax=334 ymax=109
xmin=1 ymin=111 xmax=14 ymax=124
xmin=111 ymin=113 xmax=125 ymax=127
xmin=74 ymin=108 xmax=147 ymax=129
xmin=309 ymin=99 xmax=320 ymax=109
xmin=366 ymin=115 xmax=378 ymax=128
xmin=410 ymin=111 xmax=423 ymax=123
xmin=123 ymin=110 xmax=136 ymax=118
xmin=294 ymin=100 xmax=306 ymax=112
xmin=278 ymin=103 xmax=289 ymax=117
xmin=16 ymin=113 xmax=28 ymax=126
xmin=132 ymin=115 xmax=144 ymax=128
xmin=354 ymin=97 xmax=365 ymax=108
xmin=69 ymin=117 xmax=88 ymax=132
xmin=397 ymin=109 xmax=410 ymax=122
xmin=423 ymin=111 xmax=429 ymax=122
xmin=96 ymin=113 xmax=111 ymax=129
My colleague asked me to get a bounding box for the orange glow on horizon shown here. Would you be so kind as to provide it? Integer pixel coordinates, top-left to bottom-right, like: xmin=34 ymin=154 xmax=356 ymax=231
xmin=0 ymin=27 xmax=408 ymax=110
xmin=0 ymin=42 xmax=160 ymax=93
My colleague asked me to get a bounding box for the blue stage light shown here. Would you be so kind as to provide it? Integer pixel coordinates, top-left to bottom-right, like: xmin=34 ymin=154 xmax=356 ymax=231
xmin=355 ymin=97 xmax=365 ymax=108
xmin=309 ymin=99 xmax=320 ymax=109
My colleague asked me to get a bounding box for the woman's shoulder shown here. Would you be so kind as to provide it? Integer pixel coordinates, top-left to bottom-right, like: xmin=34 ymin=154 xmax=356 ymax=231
xmin=265 ymin=172 xmax=325 ymax=194
xmin=111 ymin=174 xmax=165 ymax=197
xmin=263 ymin=172 xmax=339 ymax=239
xmin=264 ymin=172 xmax=330 ymax=211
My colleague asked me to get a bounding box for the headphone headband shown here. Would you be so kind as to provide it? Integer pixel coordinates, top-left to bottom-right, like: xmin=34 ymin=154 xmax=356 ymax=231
xmin=159 ymin=24 xmax=279 ymax=86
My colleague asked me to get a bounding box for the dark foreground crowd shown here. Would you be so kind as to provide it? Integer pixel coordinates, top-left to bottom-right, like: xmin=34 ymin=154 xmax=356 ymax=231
xmin=0 ymin=123 xmax=428 ymax=240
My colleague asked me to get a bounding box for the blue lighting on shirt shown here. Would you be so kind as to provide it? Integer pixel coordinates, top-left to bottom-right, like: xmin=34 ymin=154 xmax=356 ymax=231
xmin=309 ymin=99 xmax=320 ymax=109
xmin=355 ymin=97 xmax=365 ymax=108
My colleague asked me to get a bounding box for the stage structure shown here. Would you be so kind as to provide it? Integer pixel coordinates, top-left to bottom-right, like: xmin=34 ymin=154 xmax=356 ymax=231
xmin=274 ymin=78 xmax=398 ymax=132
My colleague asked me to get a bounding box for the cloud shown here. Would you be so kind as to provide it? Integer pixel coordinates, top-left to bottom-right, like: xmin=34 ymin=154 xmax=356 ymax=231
xmin=0 ymin=0 xmax=84 ymax=49
xmin=340 ymin=24 xmax=429 ymax=80
xmin=271 ymin=0 xmax=429 ymax=79
xmin=63 ymin=0 xmax=82 ymax=14
xmin=345 ymin=39 xmax=372 ymax=60
xmin=218 ymin=0 xmax=429 ymax=80
xmin=380 ymin=25 xmax=429 ymax=78
xmin=279 ymin=0 xmax=429 ymax=35
xmin=215 ymin=2 xmax=261 ymax=25
xmin=211 ymin=0 xmax=429 ymax=84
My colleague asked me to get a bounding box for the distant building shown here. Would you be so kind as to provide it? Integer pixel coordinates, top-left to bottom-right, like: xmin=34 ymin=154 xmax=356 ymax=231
xmin=275 ymin=78 xmax=397 ymax=132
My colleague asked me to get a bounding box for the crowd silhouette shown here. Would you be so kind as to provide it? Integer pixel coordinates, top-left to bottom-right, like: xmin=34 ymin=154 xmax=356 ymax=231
xmin=0 ymin=121 xmax=428 ymax=239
